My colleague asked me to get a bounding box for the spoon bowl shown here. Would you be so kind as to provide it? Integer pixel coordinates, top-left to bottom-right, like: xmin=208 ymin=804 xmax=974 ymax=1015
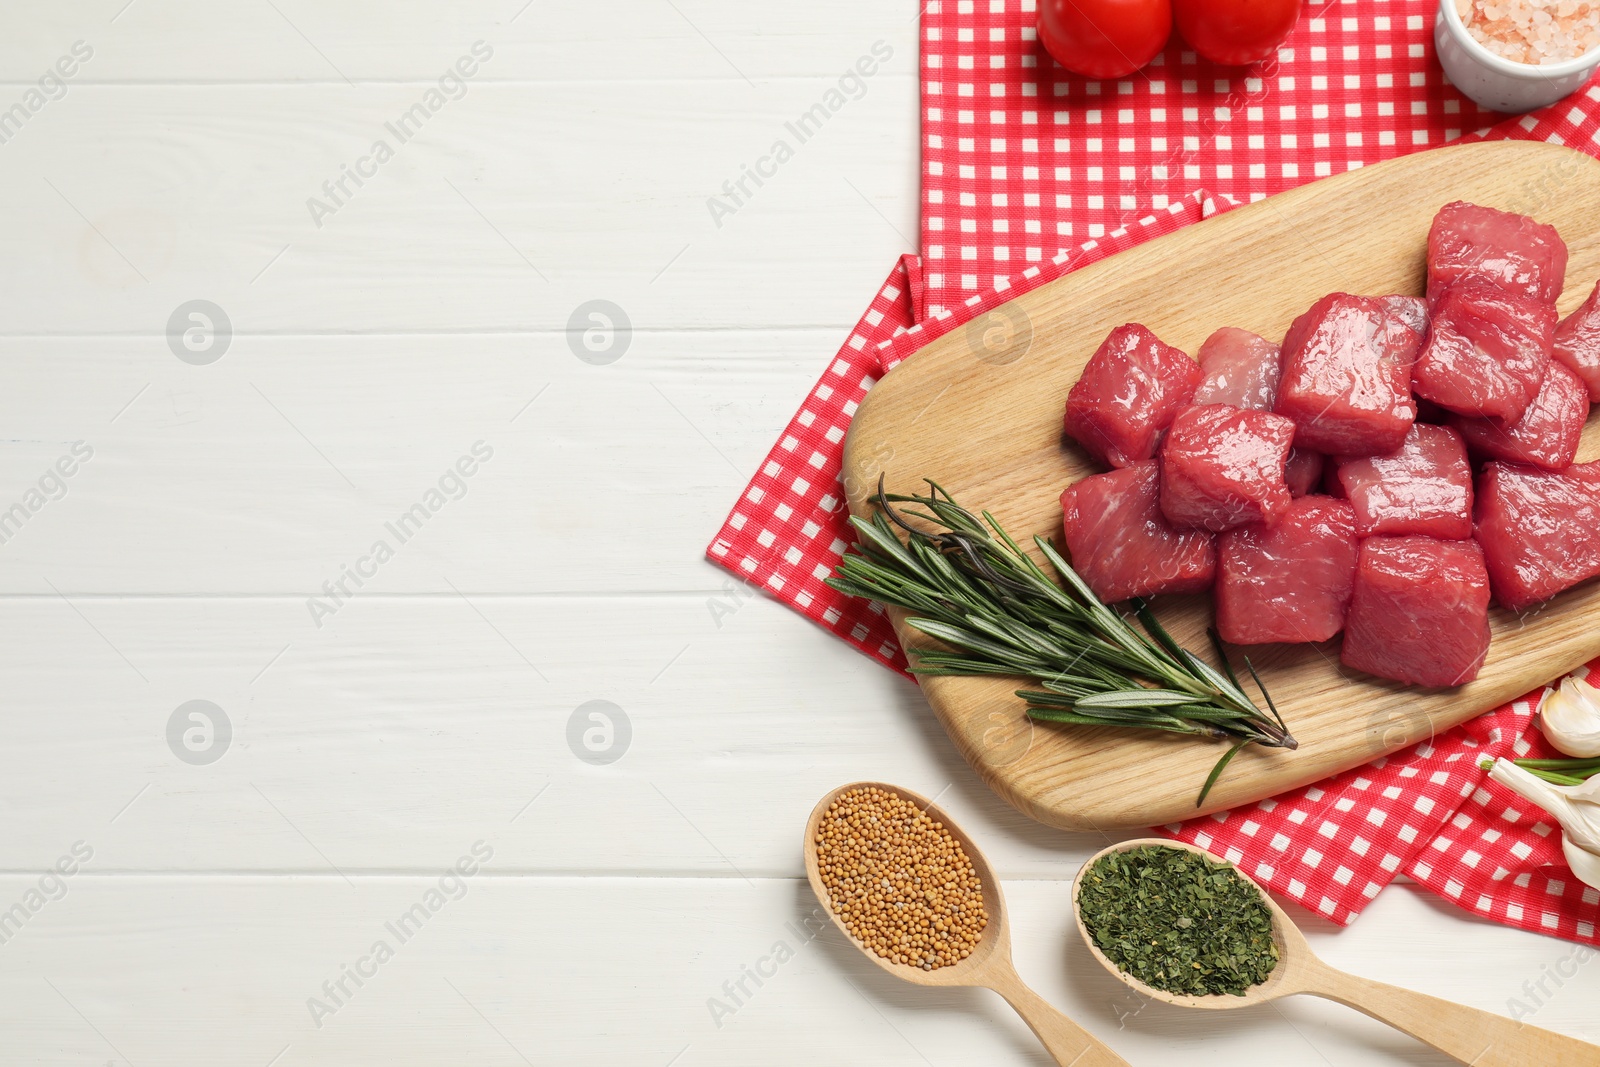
xmin=1070 ymin=837 xmax=1312 ymax=1009
xmin=802 ymin=781 xmax=1009 ymax=988
xmin=1071 ymin=838 xmax=1600 ymax=1065
xmin=803 ymin=781 xmax=1131 ymax=1066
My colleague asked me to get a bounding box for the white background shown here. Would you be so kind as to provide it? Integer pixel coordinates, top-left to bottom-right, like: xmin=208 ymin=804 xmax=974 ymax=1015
xmin=0 ymin=2 xmax=1595 ymax=1064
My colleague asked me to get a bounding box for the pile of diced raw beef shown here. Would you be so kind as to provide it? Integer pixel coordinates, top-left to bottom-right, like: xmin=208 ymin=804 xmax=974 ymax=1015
xmin=1059 ymin=201 xmax=1600 ymax=689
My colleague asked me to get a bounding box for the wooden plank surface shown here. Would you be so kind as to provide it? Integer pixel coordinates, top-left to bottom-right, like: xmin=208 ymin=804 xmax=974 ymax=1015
xmin=0 ymin=873 xmax=1591 ymax=1065
xmin=0 ymin=81 xmax=915 ymax=333
xmin=0 ymin=0 xmax=911 ymax=82
xmin=0 ymin=333 xmax=836 ymax=594
xmin=0 ymin=593 xmax=1120 ymax=878
xmin=845 ymin=140 xmax=1600 ymax=830
xmin=1 ymin=2 xmax=1596 ymax=1062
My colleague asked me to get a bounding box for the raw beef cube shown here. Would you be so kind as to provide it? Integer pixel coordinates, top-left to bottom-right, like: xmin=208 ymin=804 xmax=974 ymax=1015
xmin=1191 ymin=328 xmax=1282 ymax=410
xmin=1426 ymin=201 xmax=1568 ymax=305
xmin=1552 ymin=278 xmax=1600 ymax=401
xmin=1412 ymin=278 xmax=1556 ymax=420
xmin=1216 ymin=497 xmax=1359 ymax=644
xmin=1475 ymin=460 xmax=1600 ymax=611
xmin=1334 ymin=424 xmax=1474 ymax=539
xmin=1382 ymin=295 xmax=1429 ymax=338
xmin=1059 ymin=462 xmax=1215 ymax=602
xmin=1159 ymin=404 xmax=1296 ymax=532
xmin=1341 ymin=536 xmax=1492 ymax=688
xmin=1274 ymin=293 xmax=1419 ymax=455
xmin=1284 ymin=448 xmax=1323 ymax=497
xmin=1064 ymin=324 xmax=1200 ymax=468
xmin=1450 ymin=360 xmax=1590 ymax=471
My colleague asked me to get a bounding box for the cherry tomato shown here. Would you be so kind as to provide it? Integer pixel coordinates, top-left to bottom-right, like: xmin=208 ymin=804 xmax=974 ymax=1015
xmin=1173 ymin=0 xmax=1302 ymax=65
xmin=1038 ymin=0 xmax=1173 ymax=79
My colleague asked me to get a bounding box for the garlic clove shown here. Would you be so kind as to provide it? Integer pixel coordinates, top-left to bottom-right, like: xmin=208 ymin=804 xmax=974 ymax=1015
xmin=1538 ymin=675 xmax=1600 ymax=758
xmin=1561 ymin=836 xmax=1600 ymax=893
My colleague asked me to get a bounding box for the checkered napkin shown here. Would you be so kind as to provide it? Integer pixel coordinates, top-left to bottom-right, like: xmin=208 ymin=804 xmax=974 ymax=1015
xmin=920 ymin=0 xmax=1509 ymax=319
xmin=1165 ymin=660 xmax=1600 ymax=942
xmin=707 ymin=0 xmax=1600 ymax=944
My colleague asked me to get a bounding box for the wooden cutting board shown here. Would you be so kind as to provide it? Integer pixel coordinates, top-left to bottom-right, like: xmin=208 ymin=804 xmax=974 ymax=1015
xmin=843 ymin=139 xmax=1600 ymax=832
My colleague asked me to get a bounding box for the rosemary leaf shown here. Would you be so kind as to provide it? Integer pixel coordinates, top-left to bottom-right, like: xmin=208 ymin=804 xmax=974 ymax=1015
xmin=825 ymin=478 xmax=1298 ymax=805
xmin=1075 ymin=690 xmax=1211 ymax=710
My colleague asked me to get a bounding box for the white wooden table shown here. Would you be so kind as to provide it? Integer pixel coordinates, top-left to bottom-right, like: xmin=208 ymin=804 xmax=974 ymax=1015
xmin=1 ymin=3 xmax=1595 ymax=1063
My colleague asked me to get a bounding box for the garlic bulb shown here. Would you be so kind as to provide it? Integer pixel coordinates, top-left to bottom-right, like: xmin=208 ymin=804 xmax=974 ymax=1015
xmin=1537 ymin=675 xmax=1600 ymax=758
xmin=1487 ymin=758 xmax=1600 ymax=891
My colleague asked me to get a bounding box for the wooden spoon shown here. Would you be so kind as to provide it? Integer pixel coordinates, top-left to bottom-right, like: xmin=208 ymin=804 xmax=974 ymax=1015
xmin=1071 ymin=838 xmax=1600 ymax=1066
xmin=803 ymin=781 xmax=1130 ymax=1066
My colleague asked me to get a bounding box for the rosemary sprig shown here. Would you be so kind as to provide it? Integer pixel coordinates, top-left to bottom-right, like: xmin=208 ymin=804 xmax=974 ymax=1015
xmin=826 ymin=478 xmax=1297 ymax=806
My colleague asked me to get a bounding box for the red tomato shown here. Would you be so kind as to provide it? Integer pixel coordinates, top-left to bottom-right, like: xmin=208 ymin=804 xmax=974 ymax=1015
xmin=1173 ymin=0 xmax=1302 ymax=65
xmin=1037 ymin=0 xmax=1172 ymax=79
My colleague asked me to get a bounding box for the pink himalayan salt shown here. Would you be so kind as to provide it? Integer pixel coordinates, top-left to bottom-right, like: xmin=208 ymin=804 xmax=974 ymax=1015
xmin=1457 ymin=0 xmax=1600 ymax=65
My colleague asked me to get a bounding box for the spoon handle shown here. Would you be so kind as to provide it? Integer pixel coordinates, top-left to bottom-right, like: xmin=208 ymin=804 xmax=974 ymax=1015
xmin=1310 ymin=967 xmax=1600 ymax=1066
xmin=987 ymin=965 xmax=1132 ymax=1067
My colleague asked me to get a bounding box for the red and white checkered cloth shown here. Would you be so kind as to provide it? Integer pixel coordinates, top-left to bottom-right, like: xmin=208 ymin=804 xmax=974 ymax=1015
xmin=708 ymin=0 xmax=1600 ymax=944
xmin=1167 ymin=661 xmax=1600 ymax=941
xmin=915 ymin=0 xmax=1516 ymax=318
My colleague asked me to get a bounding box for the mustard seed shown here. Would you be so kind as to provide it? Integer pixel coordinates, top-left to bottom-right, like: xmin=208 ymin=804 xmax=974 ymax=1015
xmin=814 ymin=787 xmax=988 ymax=970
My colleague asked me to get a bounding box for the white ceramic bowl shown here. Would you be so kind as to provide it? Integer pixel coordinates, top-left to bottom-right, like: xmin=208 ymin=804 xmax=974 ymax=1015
xmin=1435 ymin=0 xmax=1600 ymax=113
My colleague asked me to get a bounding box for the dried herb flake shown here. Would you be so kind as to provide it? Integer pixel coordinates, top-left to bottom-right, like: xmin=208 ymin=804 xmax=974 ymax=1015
xmin=1077 ymin=845 xmax=1279 ymax=997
